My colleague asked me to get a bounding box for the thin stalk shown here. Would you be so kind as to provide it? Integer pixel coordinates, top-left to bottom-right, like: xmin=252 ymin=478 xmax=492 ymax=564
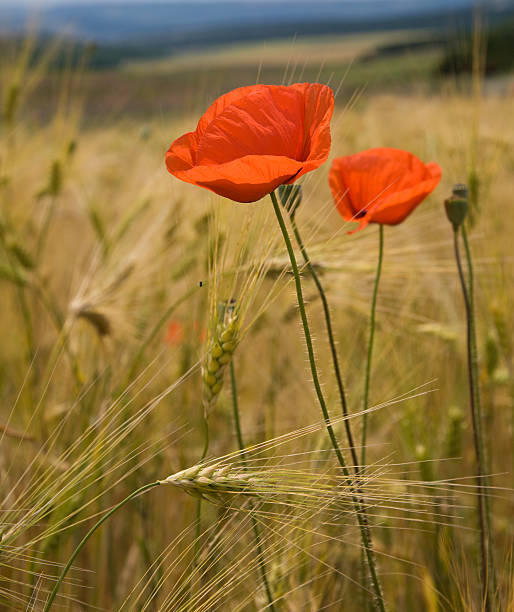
xmin=33 ymin=277 xmax=82 ymax=388
xmin=0 ymin=232 xmax=35 ymax=362
xmin=361 ymin=224 xmax=384 ymax=469
xmin=452 ymin=228 xmax=491 ymax=611
xmin=193 ymin=413 xmax=210 ymax=566
xmin=290 ymin=215 xmax=378 ymax=612
xmin=43 ymin=481 xmax=160 ymax=612
xmin=36 ymin=195 xmax=57 ymax=261
xmin=461 ymin=225 xmax=496 ymax=597
xmin=290 ymin=215 xmax=359 ymax=471
xmin=270 ymin=190 xmax=385 ymax=612
xmin=230 ymin=361 xmax=276 ymax=611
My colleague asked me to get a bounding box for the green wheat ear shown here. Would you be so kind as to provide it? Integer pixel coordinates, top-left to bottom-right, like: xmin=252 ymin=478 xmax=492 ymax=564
xmin=202 ymin=302 xmax=240 ymax=412
xmin=161 ymin=462 xmax=258 ymax=502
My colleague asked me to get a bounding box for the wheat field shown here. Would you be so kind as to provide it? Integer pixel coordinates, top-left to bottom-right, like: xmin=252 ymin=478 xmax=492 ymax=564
xmin=0 ymin=34 xmax=513 ymax=611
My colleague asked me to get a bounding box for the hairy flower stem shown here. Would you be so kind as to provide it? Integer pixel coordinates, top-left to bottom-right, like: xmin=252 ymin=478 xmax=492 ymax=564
xmin=361 ymin=224 xmax=384 ymax=469
xmin=43 ymin=481 xmax=160 ymax=612
xmin=289 ymin=215 xmax=359 ymax=471
xmin=230 ymin=361 xmax=276 ymax=611
xmin=270 ymin=191 xmax=385 ymax=612
xmin=452 ymin=228 xmax=492 ymax=611
xmin=461 ymin=227 xmax=496 ymax=598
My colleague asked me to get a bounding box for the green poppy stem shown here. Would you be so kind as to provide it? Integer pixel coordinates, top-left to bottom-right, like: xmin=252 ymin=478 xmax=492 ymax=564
xmin=289 ymin=214 xmax=359 ymax=470
xmin=459 ymin=226 xmax=496 ymax=604
xmin=452 ymin=227 xmax=492 ymax=611
xmin=230 ymin=361 xmax=276 ymax=611
xmin=43 ymin=481 xmax=160 ymax=612
xmin=270 ymin=190 xmax=385 ymax=612
xmin=361 ymin=224 xmax=384 ymax=469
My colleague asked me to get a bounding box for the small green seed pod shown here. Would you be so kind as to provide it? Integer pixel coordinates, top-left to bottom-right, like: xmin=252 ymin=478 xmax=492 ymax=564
xmin=452 ymin=183 xmax=468 ymax=199
xmin=444 ymin=195 xmax=468 ymax=231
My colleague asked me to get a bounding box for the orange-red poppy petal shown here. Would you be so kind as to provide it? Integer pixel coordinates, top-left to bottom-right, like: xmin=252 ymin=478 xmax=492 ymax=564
xmin=195 ymin=87 xmax=305 ymax=165
xmin=169 ymin=154 xmax=308 ymax=203
xmin=166 ymin=83 xmax=334 ymax=203
xmin=329 ymin=148 xmax=441 ymax=231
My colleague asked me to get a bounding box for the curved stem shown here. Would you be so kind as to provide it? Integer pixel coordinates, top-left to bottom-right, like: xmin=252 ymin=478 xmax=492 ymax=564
xmin=453 ymin=229 xmax=490 ymax=612
xmin=0 ymin=233 xmax=35 ymax=363
xmin=37 ymin=195 xmax=57 ymax=261
xmin=230 ymin=361 xmax=245 ymax=454
xmin=270 ymin=191 xmax=385 ymax=612
xmin=460 ymin=226 xmax=496 ymax=599
xmin=43 ymin=481 xmax=160 ymax=611
xmin=230 ymin=361 xmax=276 ymax=611
xmin=34 ymin=278 xmax=82 ymax=388
xmin=290 ymin=215 xmax=359 ymax=471
xmin=361 ymin=225 xmax=384 ymax=469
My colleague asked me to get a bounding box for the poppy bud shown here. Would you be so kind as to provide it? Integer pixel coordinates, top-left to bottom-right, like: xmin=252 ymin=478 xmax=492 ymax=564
xmin=444 ymin=187 xmax=468 ymax=231
xmin=452 ymin=183 xmax=468 ymax=199
xmin=278 ymin=184 xmax=302 ymax=218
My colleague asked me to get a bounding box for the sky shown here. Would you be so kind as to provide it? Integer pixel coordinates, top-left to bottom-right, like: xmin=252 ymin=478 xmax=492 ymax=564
xmin=1 ymin=0 xmax=508 ymax=44
xmin=0 ymin=0 xmax=481 ymax=5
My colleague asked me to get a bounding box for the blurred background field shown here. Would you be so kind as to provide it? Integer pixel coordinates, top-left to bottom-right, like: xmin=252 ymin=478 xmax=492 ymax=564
xmin=0 ymin=1 xmax=513 ymax=610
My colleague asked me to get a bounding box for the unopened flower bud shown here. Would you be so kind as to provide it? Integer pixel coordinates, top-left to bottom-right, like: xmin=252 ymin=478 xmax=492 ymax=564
xmin=452 ymin=183 xmax=468 ymax=199
xmin=444 ymin=185 xmax=468 ymax=231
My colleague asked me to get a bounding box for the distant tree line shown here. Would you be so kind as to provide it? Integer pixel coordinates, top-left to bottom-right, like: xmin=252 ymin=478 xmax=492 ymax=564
xmin=438 ymin=17 xmax=514 ymax=74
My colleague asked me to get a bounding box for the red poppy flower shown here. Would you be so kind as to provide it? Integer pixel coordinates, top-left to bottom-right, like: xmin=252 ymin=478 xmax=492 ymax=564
xmin=329 ymin=147 xmax=442 ymax=232
xmin=164 ymin=320 xmax=184 ymax=346
xmin=165 ymin=83 xmax=334 ymax=203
